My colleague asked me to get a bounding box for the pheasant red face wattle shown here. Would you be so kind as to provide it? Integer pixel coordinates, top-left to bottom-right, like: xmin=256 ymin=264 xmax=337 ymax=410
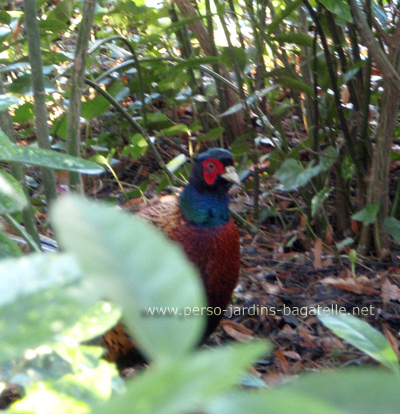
xmin=202 ymin=158 xmax=225 ymax=185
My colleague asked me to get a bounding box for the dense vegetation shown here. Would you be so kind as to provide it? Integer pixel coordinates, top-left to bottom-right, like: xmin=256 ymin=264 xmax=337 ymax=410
xmin=2 ymin=0 xmax=400 ymax=412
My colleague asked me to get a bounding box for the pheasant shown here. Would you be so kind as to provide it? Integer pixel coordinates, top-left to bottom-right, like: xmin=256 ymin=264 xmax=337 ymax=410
xmin=102 ymin=148 xmax=241 ymax=368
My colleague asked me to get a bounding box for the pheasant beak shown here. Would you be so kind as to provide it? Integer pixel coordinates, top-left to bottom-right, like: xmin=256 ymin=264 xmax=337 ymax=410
xmin=221 ymin=166 xmax=241 ymax=186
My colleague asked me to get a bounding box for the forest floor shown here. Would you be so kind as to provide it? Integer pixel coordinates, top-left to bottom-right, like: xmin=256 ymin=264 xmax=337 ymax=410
xmin=5 ymin=109 xmax=400 ymax=393
xmin=83 ymin=138 xmax=400 ymax=387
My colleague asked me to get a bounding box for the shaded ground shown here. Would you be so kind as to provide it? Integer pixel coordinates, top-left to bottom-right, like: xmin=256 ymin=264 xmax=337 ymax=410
xmin=3 ymin=111 xmax=400 ymax=407
xmin=209 ymin=218 xmax=400 ymax=386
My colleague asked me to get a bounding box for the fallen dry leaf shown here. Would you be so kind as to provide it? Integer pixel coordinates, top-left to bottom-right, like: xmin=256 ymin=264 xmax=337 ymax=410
xmin=382 ymin=279 xmax=400 ymax=304
xmin=320 ymin=276 xmax=380 ymax=295
xmin=221 ymin=320 xmax=253 ymax=342
xmin=275 ymin=349 xmax=289 ymax=373
xmin=282 ymin=351 xmax=301 ymax=361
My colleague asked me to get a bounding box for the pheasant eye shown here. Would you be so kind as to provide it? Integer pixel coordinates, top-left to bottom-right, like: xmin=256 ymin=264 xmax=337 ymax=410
xmin=205 ymin=161 xmax=216 ymax=171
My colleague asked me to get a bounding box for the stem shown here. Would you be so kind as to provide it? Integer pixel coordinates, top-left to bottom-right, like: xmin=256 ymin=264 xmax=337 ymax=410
xmin=4 ymin=214 xmax=41 ymax=253
xmin=67 ymin=0 xmax=97 ymax=192
xmin=24 ymin=0 xmax=57 ymax=204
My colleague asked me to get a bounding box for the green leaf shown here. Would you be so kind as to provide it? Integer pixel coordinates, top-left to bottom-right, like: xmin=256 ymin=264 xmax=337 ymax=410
xmin=208 ymin=369 xmax=400 ymax=414
xmin=319 ymin=0 xmax=352 ymax=22
xmin=46 ymin=0 xmax=74 ymax=22
xmin=272 ymin=33 xmax=314 ymax=47
xmin=171 ymin=56 xmax=219 ymax=71
xmin=0 ymin=93 xmax=19 ymax=111
xmin=220 ymin=47 xmax=247 ymax=71
xmin=219 ymin=103 xmax=244 ymax=118
xmin=64 ymin=302 xmax=121 ymax=343
xmin=0 ymin=231 xmax=23 ymax=258
xmin=208 ymin=390 xmax=342 ymax=414
xmin=318 ymin=312 xmax=399 ymax=372
xmin=81 ymin=81 xmax=123 ymax=120
xmin=166 ymin=153 xmax=187 ymax=173
xmin=0 ymin=253 xmax=91 ymax=363
xmin=271 ymin=100 xmax=297 ymax=118
xmin=0 ymin=10 xmax=11 ymax=25
xmin=0 ymin=130 xmax=104 ymax=175
xmin=336 ymin=237 xmax=354 ymax=250
xmin=0 ymin=170 xmax=27 ymax=214
xmin=39 ymin=18 xmax=69 ymax=33
xmin=121 ymin=133 xmax=148 ymax=160
xmin=342 ymin=61 xmax=365 ymax=85
xmin=42 ymin=51 xmax=70 ymax=65
xmin=351 ymin=203 xmax=380 ymax=225
xmin=383 ymin=217 xmax=400 ymax=243
xmin=311 ymin=188 xmax=333 ymax=217
xmin=51 ymin=195 xmax=206 ymax=363
xmin=13 ymin=101 xmax=35 ymax=123
xmin=276 ymin=159 xmax=321 ymax=191
xmin=161 ymin=124 xmax=189 ymax=137
xmin=11 ymin=347 xmax=117 ymax=413
xmin=146 ymin=113 xmax=173 ymax=130
xmin=319 ymin=146 xmax=337 ymax=170
xmin=246 ymin=85 xmax=279 ymax=105
xmin=276 ymin=75 xmax=314 ymax=95
xmin=267 ymin=0 xmax=303 ymax=34
xmin=196 ymin=127 xmax=225 ymax=143
xmin=98 ymin=341 xmax=269 ymax=414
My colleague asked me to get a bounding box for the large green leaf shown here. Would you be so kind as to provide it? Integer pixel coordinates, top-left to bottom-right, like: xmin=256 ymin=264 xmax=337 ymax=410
xmin=64 ymin=302 xmax=121 ymax=343
xmin=0 ymin=169 xmax=27 ymax=214
xmin=98 ymin=341 xmax=268 ymax=414
xmin=276 ymin=159 xmax=321 ymax=191
xmin=51 ymin=195 xmax=206 ymax=363
xmin=0 ymin=253 xmax=91 ymax=363
xmin=319 ymin=0 xmax=352 ymax=22
xmin=207 ymin=369 xmax=400 ymax=414
xmin=318 ymin=312 xmax=399 ymax=372
xmin=383 ymin=217 xmax=400 ymax=243
xmin=0 ymin=230 xmax=23 ymax=258
xmin=0 ymin=130 xmax=104 ymax=174
xmin=276 ymin=147 xmax=336 ymax=191
xmin=81 ymin=81 xmax=123 ymax=120
xmin=351 ymin=203 xmax=380 ymax=225
xmin=11 ymin=345 xmax=117 ymax=414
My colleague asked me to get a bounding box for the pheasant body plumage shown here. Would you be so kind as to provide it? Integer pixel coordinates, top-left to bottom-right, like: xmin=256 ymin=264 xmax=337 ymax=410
xmin=102 ymin=148 xmax=240 ymax=368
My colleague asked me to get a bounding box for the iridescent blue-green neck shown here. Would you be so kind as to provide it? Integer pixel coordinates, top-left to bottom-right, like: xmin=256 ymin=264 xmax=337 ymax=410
xmin=179 ymin=184 xmax=230 ymax=227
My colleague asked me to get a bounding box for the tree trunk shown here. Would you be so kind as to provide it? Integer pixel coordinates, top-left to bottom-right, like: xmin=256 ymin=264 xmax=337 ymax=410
xmin=173 ymin=0 xmax=246 ymax=141
xmin=359 ymin=25 xmax=400 ymax=254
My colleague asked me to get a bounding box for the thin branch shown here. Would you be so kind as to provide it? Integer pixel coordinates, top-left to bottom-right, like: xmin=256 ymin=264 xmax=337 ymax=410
xmin=348 ymin=0 xmax=400 ymax=93
xmin=67 ymin=0 xmax=97 ymax=192
xmin=24 ymin=0 xmax=57 ymax=203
